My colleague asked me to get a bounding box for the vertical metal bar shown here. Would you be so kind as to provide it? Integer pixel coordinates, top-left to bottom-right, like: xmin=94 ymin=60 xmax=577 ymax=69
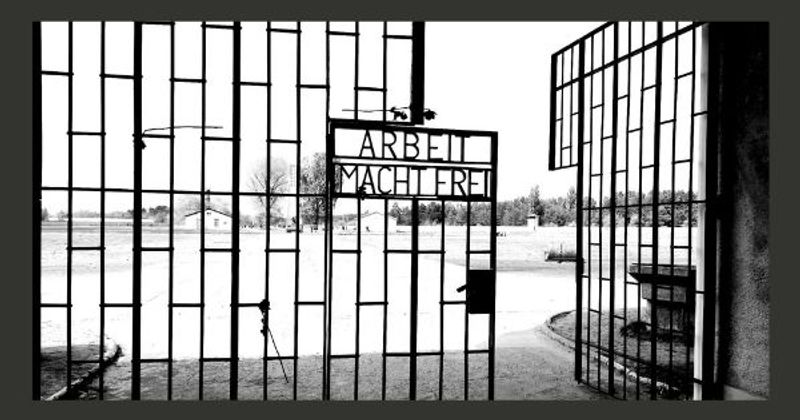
xmin=686 ymin=25 xmax=697 ymax=399
xmin=464 ymin=201 xmax=470 ymax=400
xmin=324 ymin=112 xmax=335 ymax=401
xmin=132 ymin=21 xmax=143 ymax=400
xmin=586 ymin=35 xmax=593 ymax=386
xmin=622 ymin=21 xmax=633 ymax=400
xmin=32 ymin=21 xmax=42 ymax=401
xmin=635 ymin=21 xmax=646 ymax=400
xmin=198 ymin=21 xmax=207 ymax=400
xmin=438 ymin=198 xmax=445 ymax=400
xmin=381 ymin=23 xmax=389 ymax=402
xmin=607 ymin=23 xmax=619 ymax=396
xmin=574 ymin=40 xmax=585 ymax=383
xmin=560 ymin=53 xmax=566 ymax=164
xmin=649 ymin=22 xmax=664 ymax=400
xmin=99 ymin=21 xmax=108 ymax=401
xmin=669 ymin=22 xmax=680 ymax=388
xmin=230 ymin=20 xmax=242 ymax=401
xmin=264 ymin=21 xmax=272 ymax=401
xmin=65 ymin=21 xmax=74 ymax=397
xmin=354 ymin=190 xmax=362 ymax=400
xmin=322 ymin=21 xmax=330 ymax=401
xmin=167 ymin=20 xmax=175 ymax=401
xmin=293 ymin=21 xmax=302 ymax=401
xmin=549 ymin=54 xmax=558 ymax=170
xmin=410 ymin=22 xmax=425 ymax=124
xmin=597 ymin=31 xmax=604 ymax=390
xmin=353 ymin=22 xmax=359 ymax=120
xmin=409 ymin=199 xmax=419 ymax=400
xmin=381 ymin=198 xmax=389 ymax=400
xmin=382 ymin=22 xmax=388 ymax=122
xmin=701 ymin=22 xmax=719 ymax=400
xmin=488 ymin=134 xmax=499 ymax=401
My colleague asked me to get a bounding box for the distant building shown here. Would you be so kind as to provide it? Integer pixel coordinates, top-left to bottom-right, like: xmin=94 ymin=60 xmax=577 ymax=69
xmin=183 ymin=208 xmax=231 ymax=231
xmin=344 ymin=211 xmax=398 ymax=233
xmin=527 ymin=213 xmax=538 ymax=230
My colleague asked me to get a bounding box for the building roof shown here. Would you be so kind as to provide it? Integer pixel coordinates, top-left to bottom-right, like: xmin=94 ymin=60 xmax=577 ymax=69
xmin=184 ymin=207 xmax=231 ymax=218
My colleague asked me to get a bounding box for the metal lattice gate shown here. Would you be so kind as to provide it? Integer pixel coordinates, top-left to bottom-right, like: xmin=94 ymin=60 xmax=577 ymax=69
xmin=34 ymin=20 xmax=497 ymax=401
xmin=34 ymin=20 xmax=431 ymax=400
xmin=548 ymin=21 xmax=719 ymax=400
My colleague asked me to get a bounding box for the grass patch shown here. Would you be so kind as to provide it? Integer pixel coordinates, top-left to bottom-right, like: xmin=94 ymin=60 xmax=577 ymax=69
xmin=549 ymin=309 xmax=694 ymax=399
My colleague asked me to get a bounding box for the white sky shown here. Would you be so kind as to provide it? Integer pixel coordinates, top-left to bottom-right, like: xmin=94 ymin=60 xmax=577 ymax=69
xmin=39 ymin=22 xmax=616 ymax=215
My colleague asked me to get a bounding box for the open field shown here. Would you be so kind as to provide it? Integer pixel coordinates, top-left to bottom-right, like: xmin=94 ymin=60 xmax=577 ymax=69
xmin=39 ymin=224 xmax=697 ymax=397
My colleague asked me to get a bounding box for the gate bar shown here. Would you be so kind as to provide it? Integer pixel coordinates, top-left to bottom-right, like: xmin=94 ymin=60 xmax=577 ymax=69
xmin=230 ymin=20 xmax=242 ymax=400
xmin=132 ymin=21 xmax=143 ymax=400
xmin=409 ymin=198 xmax=419 ymax=400
xmin=33 ymin=21 xmax=42 ymax=400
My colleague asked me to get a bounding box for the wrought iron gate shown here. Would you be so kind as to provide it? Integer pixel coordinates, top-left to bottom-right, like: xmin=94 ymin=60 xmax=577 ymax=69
xmin=326 ymin=119 xmax=498 ymax=400
xmin=548 ymin=21 xmax=719 ymax=400
xmin=34 ymin=20 xmax=429 ymax=400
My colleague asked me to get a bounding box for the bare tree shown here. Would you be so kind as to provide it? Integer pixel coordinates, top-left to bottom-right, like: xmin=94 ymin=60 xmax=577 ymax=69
xmin=249 ymin=157 xmax=290 ymax=217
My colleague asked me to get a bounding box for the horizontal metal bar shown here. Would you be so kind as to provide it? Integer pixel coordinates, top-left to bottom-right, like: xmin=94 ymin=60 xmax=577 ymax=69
xmin=68 ymin=246 xmax=104 ymax=251
xmin=202 ymin=136 xmax=237 ymax=142
xmin=171 ymin=77 xmax=205 ymax=84
xmin=642 ymin=83 xmax=658 ymax=91
xmin=384 ymin=249 xmax=443 ymax=254
xmin=68 ymin=131 xmax=104 ymax=136
xmin=265 ymin=248 xmax=299 ymax=253
xmin=465 ymin=349 xmax=490 ymax=355
xmin=140 ymin=246 xmax=172 ymax=252
xmin=329 ymin=354 xmax=357 ymax=359
xmin=238 ymin=81 xmax=271 ymax=87
xmin=203 ymin=23 xmax=238 ymax=30
xmin=332 ymin=249 xmax=360 ymax=254
xmin=298 ymin=84 xmax=329 ymax=89
xmin=101 ymin=73 xmax=137 ymax=80
xmin=674 ymin=158 xmax=692 ymax=165
xmin=201 ymin=357 xmax=233 ymax=362
xmin=237 ymin=303 xmax=261 ymax=308
xmin=327 ymin=30 xmax=358 ymax=37
xmin=141 ymin=21 xmax=174 ymax=26
xmin=202 ymin=247 xmax=236 ymax=253
xmin=384 ymin=34 xmax=413 ymax=40
xmin=170 ymin=303 xmax=203 ymax=308
xmin=441 ymin=300 xmax=466 ymax=305
xmin=469 ymin=250 xmax=491 ymax=254
xmin=101 ymin=303 xmax=133 ymax=308
xmin=41 ymin=70 xmax=72 ymax=76
xmin=140 ymin=358 xmax=170 ymax=363
xmin=41 ymin=303 xmax=71 ymax=308
xmin=355 ymin=86 xmax=386 ymax=92
xmin=676 ymin=70 xmax=694 ymax=79
xmin=661 ymin=118 xmax=676 ymax=125
xmin=141 ymin=133 xmax=172 ymax=139
xmin=330 ymin=118 xmax=499 ymax=138
xmin=269 ymin=27 xmax=300 ymax=34
xmin=386 ymin=351 xmax=442 ymax=357
xmin=356 ymin=301 xmax=387 ymax=306
xmin=268 ymin=138 xmax=300 ymax=144
xmin=265 ymin=355 xmax=297 ymax=361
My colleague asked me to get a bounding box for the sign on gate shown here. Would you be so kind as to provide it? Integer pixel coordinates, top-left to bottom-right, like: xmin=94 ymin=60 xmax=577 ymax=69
xmin=328 ymin=119 xmax=496 ymax=199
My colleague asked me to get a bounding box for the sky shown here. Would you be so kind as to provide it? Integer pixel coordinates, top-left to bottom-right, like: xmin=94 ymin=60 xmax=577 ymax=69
xmin=40 ymin=21 xmax=602 ymax=215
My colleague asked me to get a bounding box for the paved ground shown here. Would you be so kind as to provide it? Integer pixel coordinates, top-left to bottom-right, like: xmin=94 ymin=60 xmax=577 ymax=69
xmin=70 ymin=325 xmax=608 ymax=400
